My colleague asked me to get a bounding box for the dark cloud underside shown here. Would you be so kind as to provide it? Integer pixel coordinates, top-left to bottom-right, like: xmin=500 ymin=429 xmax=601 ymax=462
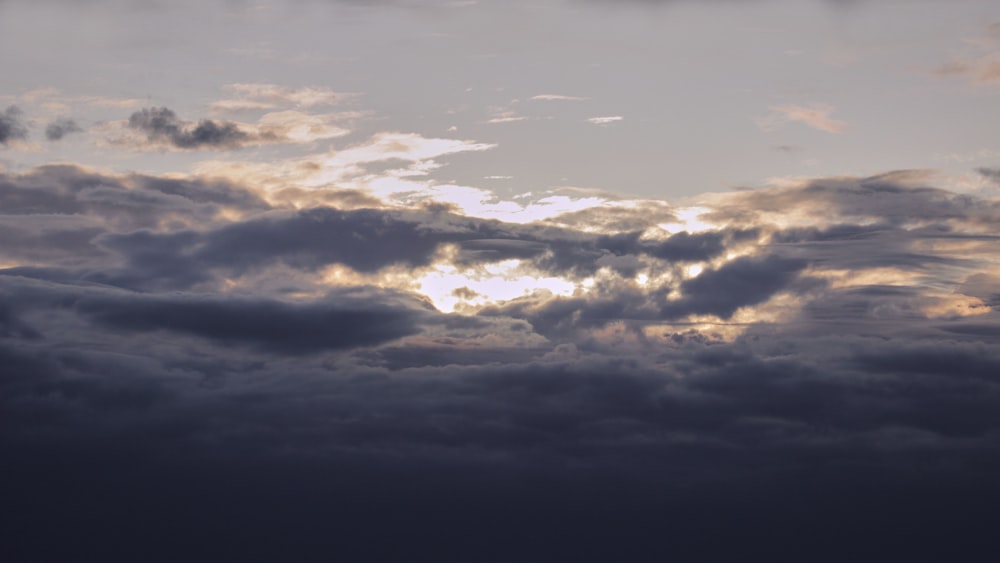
xmin=3 ymin=164 xmax=1000 ymax=561
xmin=0 ymin=105 xmax=28 ymax=145
xmin=44 ymin=117 xmax=82 ymax=141
xmin=128 ymin=107 xmax=253 ymax=149
xmin=79 ymin=293 xmax=422 ymax=353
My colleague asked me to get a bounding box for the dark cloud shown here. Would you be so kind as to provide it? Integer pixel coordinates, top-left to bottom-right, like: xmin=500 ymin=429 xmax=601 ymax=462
xmin=641 ymin=230 xmax=728 ymax=261
xmin=978 ymin=166 xmax=1000 ymax=185
xmin=0 ymin=223 xmax=107 ymax=265
xmin=127 ymin=107 xmax=253 ymax=150
xmin=455 ymin=238 xmax=549 ymax=263
xmin=4 ymin=164 xmax=1000 ymax=561
xmin=708 ymin=171 xmax=998 ymax=227
xmin=0 ymin=105 xmax=28 ymax=145
xmin=486 ymin=254 xmax=810 ymax=338
xmin=0 ymin=302 xmax=41 ymax=339
xmin=663 ymin=255 xmax=808 ymax=319
xmin=44 ymin=117 xmax=82 ymax=141
xmin=3 ymin=295 xmax=1000 ymax=561
xmin=79 ymin=292 xmax=424 ymax=354
xmin=0 ymin=164 xmax=270 ymax=232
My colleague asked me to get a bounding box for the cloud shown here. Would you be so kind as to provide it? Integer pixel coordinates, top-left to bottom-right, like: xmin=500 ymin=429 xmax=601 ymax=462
xmin=486 ymin=108 xmax=530 ymax=124
xmin=662 ymin=255 xmax=808 ymax=319
xmin=3 ymin=163 xmax=1000 ymax=562
xmin=0 ymin=106 xmax=28 ymax=145
xmin=930 ymin=23 xmax=1000 ymax=86
xmin=756 ymin=103 xmax=848 ymax=133
xmin=977 ymin=167 xmax=1000 ymax=185
xmin=771 ymin=144 xmax=801 ymax=153
xmin=930 ymin=25 xmax=1000 ymax=86
xmin=128 ymin=107 xmax=252 ymax=149
xmin=78 ymin=291 xmax=424 ymax=354
xmin=121 ymin=107 xmax=351 ymax=150
xmin=586 ymin=116 xmax=623 ymax=125
xmin=0 ymin=164 xmax=270 ymax=238
xmin=253 ymin=110 xmax=353 ymax=142
xmin=931 ymin=58 xmax=1000 ymax=84
xmin=191 ymin=130 xmax=503 ymax=219
xmin=531 ymin=94 xmax=589 ymax=101
xmin=44 ymin=117 xmax=82 ymax=141
xmin=212 ymin=83 xmax=346 ymax=112
xmin=705 ymin=170 xmax=999 ymax=227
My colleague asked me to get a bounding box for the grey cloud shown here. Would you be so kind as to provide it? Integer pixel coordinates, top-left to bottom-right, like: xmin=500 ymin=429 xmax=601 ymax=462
xmin=455 ymin=238 xmax=549 ymax=263
xmin=80 ymin=207 xmax=454 ymax=290
xmin=79 ymin=292 xmax=423 ymax=354
xmin=87 ymin=207 xmax=547 ymax=289
xmin=771 ymin=223 xmax=978 ymax=273
xmin=127 ymin=107 xmax=253 ymax=150
xmin=1 ymin=166 xmax=769 ymax=296
xmin=4 ymin=167 xmax=995 ymax=341
xmin=958 ymin=273 xmax=1000 ymax=306
xmin=4 ymin=296 xmax=1000 ymax=508
xmin=6 ymin=298 xmax=1000 ymax=468
xmin=0 ymin=302 xmax=41 ymax=340
xmin=709 ymin=172 xmax=997 ymax=227
xmin=490 ymin=254 xmax=810 ymax=338
xmin=70 ymin=201 xmax=718 ymax=291
xmin=4 ymin=160 xmax=1000 ymax=561
xmin=548 ymin=202 xmax=677 ymax=232
xmin=44 ymin=117 xmax=82 ymax=141
xmin=0 ymin=105 xmax=28 ymax=145
xmin=662 ymin=255 xmax=808 ymax=319
xmin=0 ymin=165 xmax=270 ymax=233
xmin=978 ymin=167 xmax=1000 ymax=185
xmin=641 ymin=230 xmax=729 ymax=262
xmin=0 ymin=223 xmax=107 ymax=266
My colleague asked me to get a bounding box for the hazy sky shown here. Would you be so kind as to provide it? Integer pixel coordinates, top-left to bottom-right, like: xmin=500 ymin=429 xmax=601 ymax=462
xmin=3 ymin=1 xmax=1000 ymax=561
xmin=3 ymin=0 xmax=1000 ymax=197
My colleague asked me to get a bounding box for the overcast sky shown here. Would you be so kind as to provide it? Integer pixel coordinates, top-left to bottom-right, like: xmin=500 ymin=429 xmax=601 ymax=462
xmin=3 ymin=1 xmax=1000 ymax=561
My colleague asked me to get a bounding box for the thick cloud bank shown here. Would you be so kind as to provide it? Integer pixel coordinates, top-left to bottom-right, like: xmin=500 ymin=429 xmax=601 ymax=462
xmin=3 ymin=165 xmax=1000 ymax=561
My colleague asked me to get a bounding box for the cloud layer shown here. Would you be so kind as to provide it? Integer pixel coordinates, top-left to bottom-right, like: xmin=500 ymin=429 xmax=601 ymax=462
xmin=3 ymin=5 xmax=1000 ymax=557
xmin=3 ymin=105 xmax=1000 ymax=558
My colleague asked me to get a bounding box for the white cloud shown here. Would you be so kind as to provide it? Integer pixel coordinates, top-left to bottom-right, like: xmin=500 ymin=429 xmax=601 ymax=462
xmin=487 ymin=116 xmax=529 ymax=124
xmin=531 ymin=94 xmax=589 ymax=102
xmin=586 ymin=116 xmax=623 ymax=125
xmin=194 ymin=131 xmax=496 ymax=197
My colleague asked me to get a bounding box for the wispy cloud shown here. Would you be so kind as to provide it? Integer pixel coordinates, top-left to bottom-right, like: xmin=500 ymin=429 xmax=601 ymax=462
xmin=755 ymin=103 xmax=848 ymax=134
xmin=931 ymin=57 xmax=1000 ymax=85
xmin=586 ymin=116 xmax=623 ymax=125
xmin=213 ymin=83 xmax=347 ymax=112
xmin=486 ymin=114 xmax=529 ymax=124
xmin=531 ymin=94 xmax=589 ymax=102
xmin=930 ymin=22 xmax=1000 ymax=86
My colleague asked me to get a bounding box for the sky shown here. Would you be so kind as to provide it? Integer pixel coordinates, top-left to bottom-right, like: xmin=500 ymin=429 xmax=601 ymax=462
xmin=3 ymin=0 xmax=1000 ymax=561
